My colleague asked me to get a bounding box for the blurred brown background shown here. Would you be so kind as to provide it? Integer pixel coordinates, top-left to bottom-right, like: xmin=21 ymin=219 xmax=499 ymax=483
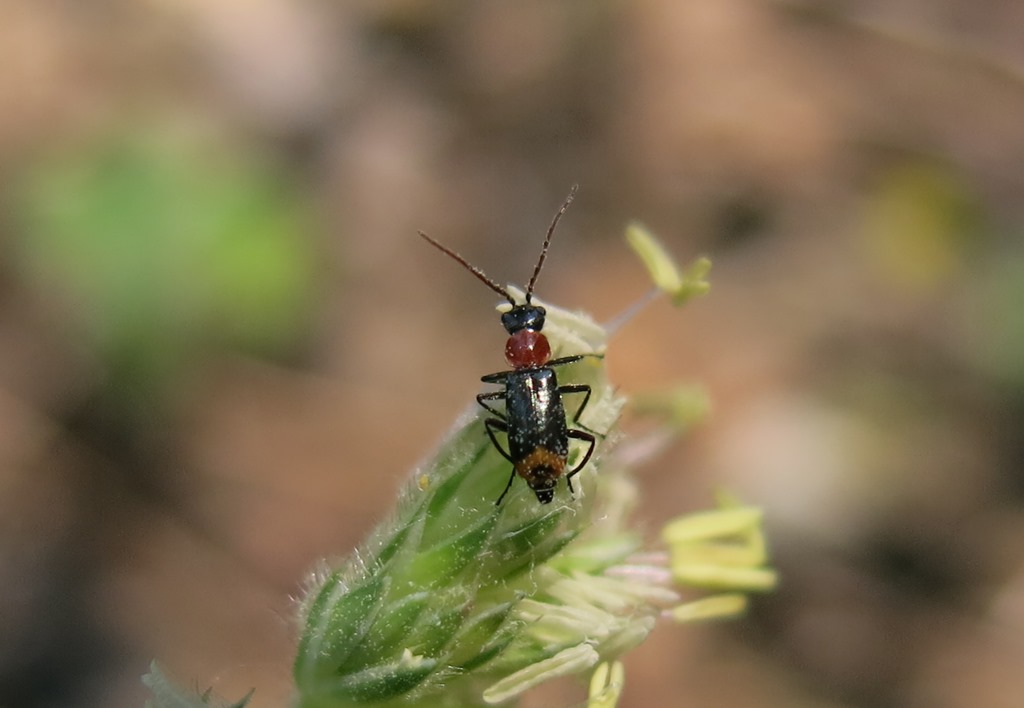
xmin=2 ymin=1 xmax=1024 ymax=707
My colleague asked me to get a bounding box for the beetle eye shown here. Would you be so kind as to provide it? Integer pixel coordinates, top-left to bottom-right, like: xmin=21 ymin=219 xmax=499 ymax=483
xmin=501 ymin=305 xmax=546 ymax=334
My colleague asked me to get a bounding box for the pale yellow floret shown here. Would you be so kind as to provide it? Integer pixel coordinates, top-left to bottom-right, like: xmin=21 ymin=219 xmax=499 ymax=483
xmin=483 ymin=644 xmax=600 ymax=705
xmin=661 ymin=494 xmax=778 ymax=607
xmin=588 ymin=661 xmax=625 ymax=708
xmin=670 ymin=593 xmax=750 ymax=623
xmin=625 ymin=223 xmax=711 ymax=305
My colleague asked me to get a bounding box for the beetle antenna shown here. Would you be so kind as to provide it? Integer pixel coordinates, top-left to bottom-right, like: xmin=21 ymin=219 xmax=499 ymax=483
xmin=525 ymin=184 xmax=578 ymax=303
xmin=418 ymin=231 xmax=515 ymax=304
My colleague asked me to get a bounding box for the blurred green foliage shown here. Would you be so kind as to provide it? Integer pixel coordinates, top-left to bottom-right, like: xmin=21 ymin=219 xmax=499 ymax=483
xmin=862 ymin=160 xmax=981 ymax=291
xmin=14 ymin=128 xmax=318 ymax=403
xmin=970 ymin=247 xmax=1024 ymax=389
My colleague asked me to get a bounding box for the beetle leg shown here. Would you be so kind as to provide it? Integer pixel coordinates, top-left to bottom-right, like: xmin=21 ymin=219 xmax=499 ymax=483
xmin=495 ymin=469 xmax=518 ymax=505
xmin=483 ymin=417 xmax=512 ymax=462
xmin=484 ymin=418 xmax=518 ymax=506
xmin=481 ymin=416 xmax=521 ymax=506
xmin=547 ymin=352 xmax=604 ymax=368
xmin=559 ymin=384 xmax=605 ymax=438
xmin=481 ymin=369 xmax=513 ymax=384
xmin=564 ymin=428 xmax=597 ymax=494
xmin=476 ymin=390 xmax=508 ymax=420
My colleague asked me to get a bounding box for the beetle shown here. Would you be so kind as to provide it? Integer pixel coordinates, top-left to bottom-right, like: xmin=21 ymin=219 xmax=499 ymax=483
xmin=418 ymin=185 xmax=601 ymax=504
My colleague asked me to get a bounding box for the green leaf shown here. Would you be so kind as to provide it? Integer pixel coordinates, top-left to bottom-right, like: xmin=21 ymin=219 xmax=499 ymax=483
xmin=301 ymin=652 xmax=438 ymax=704
xmin=339 ymin=591 xmax=431 ymax=672
xmin=401 ymin=513 xmax=498 ymax=587
xmin=295 ymin=575 xmax=390 ymax=689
